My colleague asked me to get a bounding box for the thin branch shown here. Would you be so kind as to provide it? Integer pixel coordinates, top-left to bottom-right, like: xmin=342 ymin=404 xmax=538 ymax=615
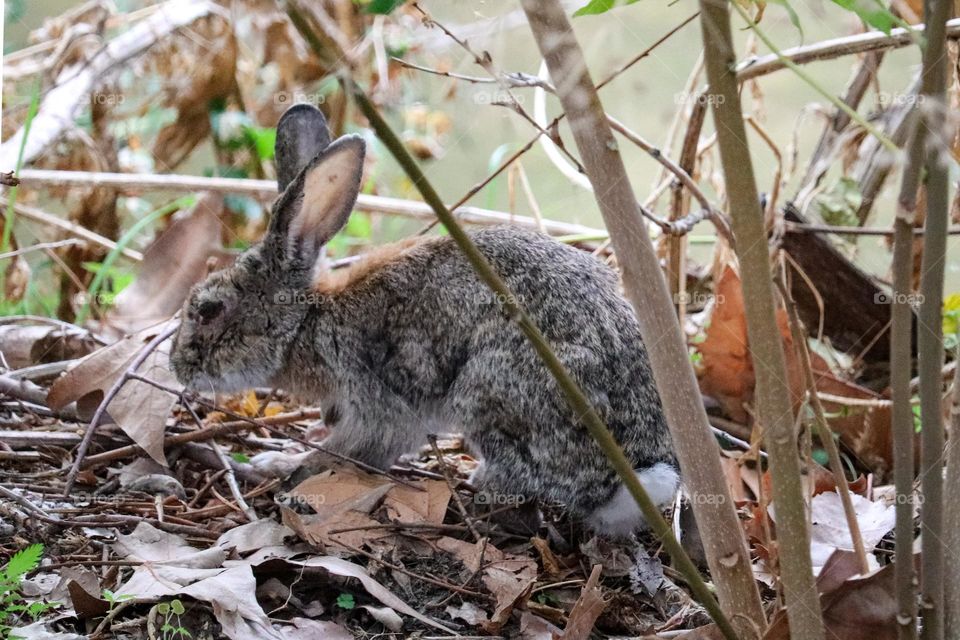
xmin=699 ymin=0 xmax=824 ymax=637
xmin=606 ymin=114 xmax=735 ymax=245
xmin=0 ymin=196 xmax=143 ymax=261
xmin=785 ymin=221 xmax=960 ymax=236
xmin=0 ymin=238 xmax=82 ymax=260
xmin=915 ymin=0 xmax=952 ymax=636
xmin=735 ymin=18 xmax=960 ymax=81
xmin=732 ymin=2 xmax=897 ymax=152
xmin=411 ymin=2 xmax=584 ymax=173
xmin=15 ymin=169 xmax=604 ymax=239
xmin=80 ymin=407 xmax=322 ymax=469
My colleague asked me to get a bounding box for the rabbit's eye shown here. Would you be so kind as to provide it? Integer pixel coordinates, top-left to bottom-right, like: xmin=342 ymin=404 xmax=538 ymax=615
xmin=197 ymin=300 xmax=224 ymax=325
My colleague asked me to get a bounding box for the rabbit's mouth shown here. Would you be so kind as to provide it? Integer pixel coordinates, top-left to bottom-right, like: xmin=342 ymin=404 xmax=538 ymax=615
xmin=180 ymin=369 xmax=264 ymax=395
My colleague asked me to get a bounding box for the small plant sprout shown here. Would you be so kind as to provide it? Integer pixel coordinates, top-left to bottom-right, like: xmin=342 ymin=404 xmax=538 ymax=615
xmin=157 ymin=598 xmax=191 ymax=639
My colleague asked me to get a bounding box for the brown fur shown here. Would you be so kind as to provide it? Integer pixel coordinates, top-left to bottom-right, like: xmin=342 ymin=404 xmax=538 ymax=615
xmin=314 ymin=236 xmax=436 ymax=295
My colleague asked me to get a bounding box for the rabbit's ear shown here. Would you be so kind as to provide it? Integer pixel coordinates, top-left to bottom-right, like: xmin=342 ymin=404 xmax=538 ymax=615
xmin=269 ymin=135 xmax=365 ymax=265
xmin=275 ymin=104 xmax=332 ymax=192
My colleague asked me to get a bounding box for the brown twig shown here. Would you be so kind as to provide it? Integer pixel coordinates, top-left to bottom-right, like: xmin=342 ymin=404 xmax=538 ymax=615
xmin=735 ymin=18 xmax=960 ymax=81
xmin=16 ymin=169 xmax=601 ymax=238
xmin=426 ymin=434 xmax=482 ymax=542
xmin=786 ymin=221 xmax=960 ymax=236
xmin=80 ymin=407 xmax=322 ymax=469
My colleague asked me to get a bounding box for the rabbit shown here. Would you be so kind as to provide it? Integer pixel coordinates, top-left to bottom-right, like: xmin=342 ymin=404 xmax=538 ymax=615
xmin=170 ymin=103 xmax=679 ymax=537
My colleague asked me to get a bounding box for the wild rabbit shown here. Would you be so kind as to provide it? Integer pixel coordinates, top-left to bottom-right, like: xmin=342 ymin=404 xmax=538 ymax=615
xmin=171 ymin=104 xmax=678 ymax=537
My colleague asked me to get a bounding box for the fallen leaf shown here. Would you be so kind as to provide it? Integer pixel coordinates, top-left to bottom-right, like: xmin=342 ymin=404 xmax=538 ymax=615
xmin=7 ymin=621 xmax=86 ymax=640
xmin=67 ymin=580 xmax=109 ymax=619
xmin=763 ymin=550 xmax=898 ymax=640
xmin=696 ymin=265 xmax=754 ymax=423
xmin=114 ymin=522 xmax=226 ymax=568
xmin=116 ymin=564 xmax=280 ymax=640
xmin=360 ymin=605 xmax=404 ymax=631
xmin=519 ymin=610 xmax=564 ymax=640
xmin=274 ymin=617 xmax=353 ymax=640
xmin=446 ymin=601 xmax=490 ymax=625
xmin=217 ymin=520 xmax=294 ymax=554
xmin=47 ymin=321 xmax=181 ymax=465
xmin=437 ymin=537 xmax=537 ymax=633
xmin=285 ymin=555 xmax=457 ymax=634
xmin=109 ymin=193 xmax=227 ymax=334
xmin=808 ymin=491 xmax=894 ymax=574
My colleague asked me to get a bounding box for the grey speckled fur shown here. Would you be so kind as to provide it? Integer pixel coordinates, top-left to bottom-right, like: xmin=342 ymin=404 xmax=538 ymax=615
xmin=171 ymin=104 xmax=676 ymax=531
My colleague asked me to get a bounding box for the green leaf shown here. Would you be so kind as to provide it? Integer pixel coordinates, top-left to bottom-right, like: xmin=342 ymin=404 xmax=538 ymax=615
xmin=243 ymin=126 xmax=277 ymax=161
xmin=811 ymin=449 xmax=829 ymax=466
xmin=943 ymin=293 xmax=960 ymax=338
xmin=336 ymin=592 xmax=356 ymax=610
xmin=829 ymin=0 xmax=895 ymax=34
xmin=158 ymin=602 xmax=170 ymax=615
xmin=4 ymin=544 xmax=43 ymax=581
xmin=364 ymin=0 xmax=405 ymax=14
xmin=573 ymin=0 xmax=640 ymax=16
xmin=230 ymin=453 xmax=250 ymax=464
xmin=813 ymin=177 xmax=862 ymax=230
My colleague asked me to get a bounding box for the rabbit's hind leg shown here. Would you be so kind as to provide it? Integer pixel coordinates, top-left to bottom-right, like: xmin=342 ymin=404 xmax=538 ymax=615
xmin=467 ymin=457 xmax=543 ymax=535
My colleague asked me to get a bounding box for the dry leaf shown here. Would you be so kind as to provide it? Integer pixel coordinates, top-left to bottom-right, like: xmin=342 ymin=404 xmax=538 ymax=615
xmin=285 ymin=556 xmax=456 ymax=634
xmin=115 ymin=522 xmax=227 ymax=568
xmin=109 ymin=193 xmax=227 ymax=334
xmin=437 ymin=536 xmax=537 ymax=633
xmin=763 ymin=551 xmax=898 ymax=640
xmin=276 ymin=617 xmax=353 ymax=640
xmin=47 ymin=322 xmax=181 ymax=464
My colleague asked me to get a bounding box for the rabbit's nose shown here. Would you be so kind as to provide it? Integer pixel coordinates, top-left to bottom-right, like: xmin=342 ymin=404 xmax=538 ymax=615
xmin=197 ymin=300 xmax=224 ymax=324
